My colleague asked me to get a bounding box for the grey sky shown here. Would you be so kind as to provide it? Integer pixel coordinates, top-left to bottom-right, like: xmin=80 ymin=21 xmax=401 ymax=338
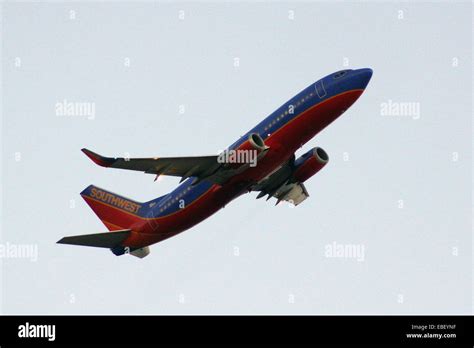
xmin=1 ymin=1 xmax=472 ymax=314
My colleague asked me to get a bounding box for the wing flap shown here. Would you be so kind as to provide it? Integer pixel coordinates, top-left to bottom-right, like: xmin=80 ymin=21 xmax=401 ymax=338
xmin=274 ymin=182 xmax=309 ymax=206
xmin=251 ymin=156 xmax=309 ymax=206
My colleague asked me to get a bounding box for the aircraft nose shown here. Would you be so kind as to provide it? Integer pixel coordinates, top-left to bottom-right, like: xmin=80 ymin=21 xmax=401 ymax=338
xmin=353 ymin=68 xmax=373 ymax=89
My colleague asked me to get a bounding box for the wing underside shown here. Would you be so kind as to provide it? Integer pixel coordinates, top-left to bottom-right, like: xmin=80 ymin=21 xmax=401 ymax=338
xmin=83 ymin=148 xmax=219 ymax=177
xmin=82 ymin=144 xmax=270 ymax=186
xmin=251 ymin=157 xmax=309 ymax=206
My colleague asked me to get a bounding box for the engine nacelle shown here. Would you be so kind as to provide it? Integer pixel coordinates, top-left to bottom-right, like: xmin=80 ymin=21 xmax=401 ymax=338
xmin=247 ymin=133 xmax=268 ymax=153
xmin=218 ymin=133 xmax=268 ymax=171
xmin=293 ymin=147 xmax=329 ymax=182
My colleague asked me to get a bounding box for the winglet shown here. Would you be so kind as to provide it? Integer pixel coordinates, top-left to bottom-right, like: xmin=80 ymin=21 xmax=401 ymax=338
xmin=81 ymin=148 xmax=116 ymax=167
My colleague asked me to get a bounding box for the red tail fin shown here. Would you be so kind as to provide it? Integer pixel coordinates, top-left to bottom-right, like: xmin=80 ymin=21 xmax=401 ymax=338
xmin=80 ymin=185 xmax=146 ymax=231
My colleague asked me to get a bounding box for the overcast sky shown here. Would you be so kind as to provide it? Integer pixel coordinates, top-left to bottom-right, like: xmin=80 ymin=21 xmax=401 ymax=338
xmin=1 ymin=1 xmax=472 ymax=314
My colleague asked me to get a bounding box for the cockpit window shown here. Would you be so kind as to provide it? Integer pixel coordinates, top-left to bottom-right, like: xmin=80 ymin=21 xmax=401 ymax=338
xmin=333 ymin=70 xmax=348 ymax=79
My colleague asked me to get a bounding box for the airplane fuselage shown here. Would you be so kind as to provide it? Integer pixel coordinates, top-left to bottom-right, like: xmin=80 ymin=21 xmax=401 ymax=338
xmin=112 ymin=68 xmax=373 ymax=248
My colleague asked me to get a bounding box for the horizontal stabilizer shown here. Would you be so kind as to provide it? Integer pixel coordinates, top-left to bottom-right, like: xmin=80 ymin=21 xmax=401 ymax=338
xmin=57 ymin=229 xmax=131 ymax=248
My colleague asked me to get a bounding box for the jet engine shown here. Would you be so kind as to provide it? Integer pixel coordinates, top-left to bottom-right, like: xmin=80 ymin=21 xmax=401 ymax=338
xmin=293 ymin=147 xmax=329 ymax=182
xmin=248 ymin=133 xmax=268 ymax=152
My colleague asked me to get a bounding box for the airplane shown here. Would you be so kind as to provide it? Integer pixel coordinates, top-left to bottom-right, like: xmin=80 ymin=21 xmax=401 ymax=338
xmin=58 ymin=68 xmax=373 ymax=258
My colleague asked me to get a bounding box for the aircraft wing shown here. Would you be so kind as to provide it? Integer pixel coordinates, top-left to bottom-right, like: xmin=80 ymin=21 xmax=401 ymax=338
xmin=82 ymin=148 xmax=229 ymax=185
